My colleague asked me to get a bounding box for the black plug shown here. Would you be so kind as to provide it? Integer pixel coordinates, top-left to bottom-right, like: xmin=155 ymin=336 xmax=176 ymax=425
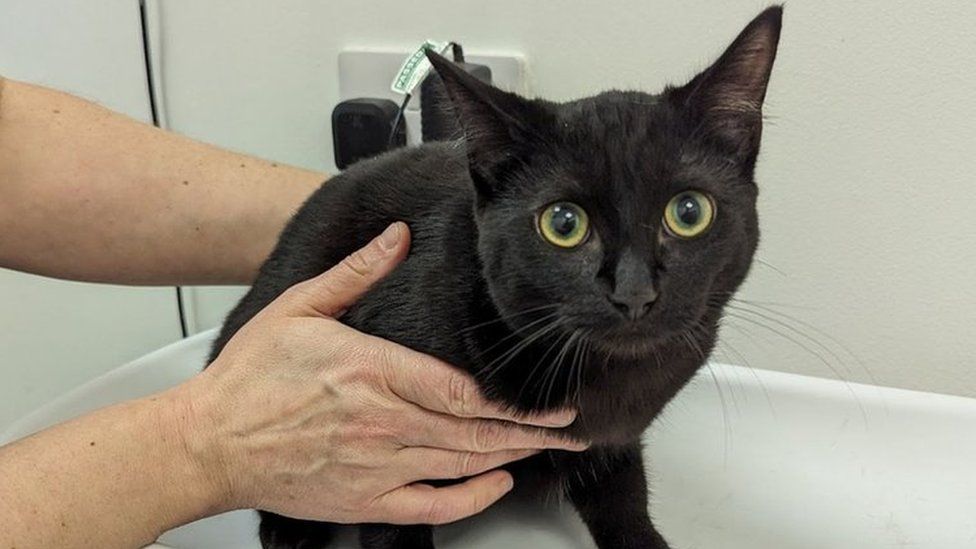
xmin=331 ymin=98 xmax=406 ymax=169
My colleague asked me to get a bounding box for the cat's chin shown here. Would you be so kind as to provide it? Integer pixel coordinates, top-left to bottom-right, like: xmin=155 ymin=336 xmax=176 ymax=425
xmin=587 ymin=329 xmax=671 ymax=361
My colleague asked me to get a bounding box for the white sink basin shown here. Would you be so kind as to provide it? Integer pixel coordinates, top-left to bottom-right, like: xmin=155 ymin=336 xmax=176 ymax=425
xmin=3 ymin=330 xmax=975 ymax=549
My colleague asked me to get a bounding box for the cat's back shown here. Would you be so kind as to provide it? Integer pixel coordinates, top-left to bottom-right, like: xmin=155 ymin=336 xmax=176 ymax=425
xmin=264 ymin=140 xmax=472 ymax=281
xmin=320 ymin=140 xmax=471 ymax=222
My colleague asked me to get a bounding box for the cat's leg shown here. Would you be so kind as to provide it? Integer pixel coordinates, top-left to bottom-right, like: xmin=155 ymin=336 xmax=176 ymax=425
xmin=359 ymin=524 xmax=435 ymax=549
xmin=258 ymin=512 xmax=338 ymax=549
xmin=565 ymin=444 xmax=670 ymax=549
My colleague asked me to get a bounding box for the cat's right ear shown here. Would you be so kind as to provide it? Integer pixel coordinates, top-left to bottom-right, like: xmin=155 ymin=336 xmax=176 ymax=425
xmin=426 ymin=50 xmax=549 ymax=196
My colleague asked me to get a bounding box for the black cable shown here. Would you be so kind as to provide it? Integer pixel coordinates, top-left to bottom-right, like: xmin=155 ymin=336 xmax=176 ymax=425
xmin=450 ymin=42 xmax=465 ymax=63
xmin=392 ymin=43 xmax=461 ymax=147
xmin=139 ymin=0 xmax=189 ymax=339
xmin=387 ymin=92 xmax=411 ymax=148
xmin=138 ymin=1 xmax=160 ymax=126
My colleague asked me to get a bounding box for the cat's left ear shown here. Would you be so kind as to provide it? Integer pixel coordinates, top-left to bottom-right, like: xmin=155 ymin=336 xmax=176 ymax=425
xmin=669 ymin=6 xmax=783 ymax=161
xmin=426 ymin=49 xmax=551 ymax=196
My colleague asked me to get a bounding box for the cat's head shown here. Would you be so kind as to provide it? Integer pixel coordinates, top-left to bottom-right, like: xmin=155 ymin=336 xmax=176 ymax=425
xmin=429 ymin=7 xmax=781 ymax=357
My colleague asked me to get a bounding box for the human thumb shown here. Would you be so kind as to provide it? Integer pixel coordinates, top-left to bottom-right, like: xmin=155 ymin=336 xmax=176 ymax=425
xmin=274 ymin=222 xmax=410 ymax=318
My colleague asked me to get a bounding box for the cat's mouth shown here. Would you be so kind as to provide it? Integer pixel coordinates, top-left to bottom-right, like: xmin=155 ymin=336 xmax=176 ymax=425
xmin=568 ymin=305 xmax=706 ymax=359
xmin=589 ymin=326 xmax=664 ymax=357
xmin=560 ymin=316 xmax=666 ymax=359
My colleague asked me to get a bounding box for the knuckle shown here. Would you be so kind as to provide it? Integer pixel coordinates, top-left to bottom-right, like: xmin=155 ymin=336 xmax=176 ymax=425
xmin=330 ymin=339 xmax=382 ymax=381
xmin=343 ymin=360 xmax=392 ymax=402
xmin=342 ymin=400 xmax=399 ymax=440
xmin=331 ymin=350 xmax=369 ymax=383
xmin=337 ymin=492 xmax=375 ymax=520
xmin=447 ymin=373 xmax=473 ymax=417
xmin=453 ymin=452 xmax=479 ymax=478
xmin=277 ymin=282 xmax=306 ymax=303
xmin=365 ymin=343 xmax=397 ymax=380
xmin=473 ymin=421 xmax=505 ymax=452
xmin=340 ymin=249 xmax=373 ymax=278
xmin=279 ymin=280 xmax=341 ymax=317
xmin=423 ymin=498 xmax=456 ymax=525
xmin=359 ymin=422 xmax=394 ymax=444
xmin=286 ymin=279 xmax=326 ymax=303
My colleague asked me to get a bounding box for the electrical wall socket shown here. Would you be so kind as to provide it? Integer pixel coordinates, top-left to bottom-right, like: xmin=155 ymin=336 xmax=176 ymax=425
xmin=338 ymin=49 xmax=527 ymax=145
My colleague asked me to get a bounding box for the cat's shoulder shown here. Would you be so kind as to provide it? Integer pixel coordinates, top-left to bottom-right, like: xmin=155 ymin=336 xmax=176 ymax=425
xmin=293 ymin=141 xmax=471 ymax=230
xmin=336 ymin=140 xmax=470 ymax=195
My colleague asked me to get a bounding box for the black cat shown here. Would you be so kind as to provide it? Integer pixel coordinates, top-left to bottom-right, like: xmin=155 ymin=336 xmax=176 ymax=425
xmin=210 ymin=7 xmax=782 ymax=549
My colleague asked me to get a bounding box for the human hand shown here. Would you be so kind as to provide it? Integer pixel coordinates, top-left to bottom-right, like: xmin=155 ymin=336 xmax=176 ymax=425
xmin=177 ymin=222 xmax=585 ymax=526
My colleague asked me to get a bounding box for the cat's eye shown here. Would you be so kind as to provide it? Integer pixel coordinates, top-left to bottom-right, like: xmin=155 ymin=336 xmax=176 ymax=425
xmin=663 ymin=191 xmax=715 ymax=238
xmin=538 ymin=202 xmax=590 ymax=248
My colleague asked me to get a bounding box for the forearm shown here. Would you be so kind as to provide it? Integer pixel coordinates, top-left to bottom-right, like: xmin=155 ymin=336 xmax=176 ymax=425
xmin=0 ymin=384 xmax=228 ymax=548
xmin=0 ymin=76 xmax=324 ymax=285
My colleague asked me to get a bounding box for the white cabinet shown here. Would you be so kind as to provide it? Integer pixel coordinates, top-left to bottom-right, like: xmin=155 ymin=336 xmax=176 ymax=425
xmin=0 ymin=0 xmax=184 ymax=429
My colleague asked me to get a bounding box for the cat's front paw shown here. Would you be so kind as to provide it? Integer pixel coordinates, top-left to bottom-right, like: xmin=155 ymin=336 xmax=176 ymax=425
xmin=612 ymin=533 xmax=671 ymax=549
xmin=359 ymin=524 xmax=435 ymax=549
xmin=258 ymin=512 xmax=337 ymax=549
xmin=590 ymin=523 xmax=672 ymax=549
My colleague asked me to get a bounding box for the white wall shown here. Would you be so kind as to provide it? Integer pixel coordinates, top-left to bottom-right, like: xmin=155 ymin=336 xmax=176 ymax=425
xmin=152 ymin=0 xmax=976 ymax=398
xmin=0 ymin=0 xmax=184 ymax=429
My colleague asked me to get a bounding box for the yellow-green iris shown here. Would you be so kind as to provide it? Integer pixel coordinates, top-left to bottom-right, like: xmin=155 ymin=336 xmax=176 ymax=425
xmin=663 ymin=191 xmax=715 ymax=238
xmin=538 ymin=202 xmax=590 ymax=248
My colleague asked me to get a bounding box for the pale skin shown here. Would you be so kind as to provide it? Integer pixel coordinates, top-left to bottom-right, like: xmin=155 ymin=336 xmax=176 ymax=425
xmin=0 ymin=76 xmax=322 ymax=285
xmin=0 ymin=77 xmax=585 ymax=548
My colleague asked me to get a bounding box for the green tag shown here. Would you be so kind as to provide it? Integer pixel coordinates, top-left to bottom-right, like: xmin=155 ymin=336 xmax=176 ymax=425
xmin=390 ymin=40 xmax=451 ymax=95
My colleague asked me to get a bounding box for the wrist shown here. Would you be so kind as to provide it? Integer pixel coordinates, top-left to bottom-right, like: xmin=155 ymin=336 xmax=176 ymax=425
xmin=150 ymin=375 xmax=240 ymax=520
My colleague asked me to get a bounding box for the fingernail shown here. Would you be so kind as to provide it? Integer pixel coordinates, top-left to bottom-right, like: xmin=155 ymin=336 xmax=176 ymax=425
xmin=541 ymin=408 xmax=577 ymax=427
xmin=568 ymin=440 xmax=591 ymax=451
xmin=500 ymin=473 xmax=514 ymax=492
xmin=378 ymin=222 xmax=402 ymax=251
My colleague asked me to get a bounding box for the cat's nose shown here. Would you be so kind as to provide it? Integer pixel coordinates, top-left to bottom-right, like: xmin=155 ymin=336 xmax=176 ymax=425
xmin=607 ymin=288 xmax=658 ymax=321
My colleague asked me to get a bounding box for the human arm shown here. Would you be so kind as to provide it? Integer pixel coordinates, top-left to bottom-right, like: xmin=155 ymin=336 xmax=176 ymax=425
xmin=0 ymin=224 xmax=584 ymax=548
xmin=0 ymin=75 xmax=323 ymax=285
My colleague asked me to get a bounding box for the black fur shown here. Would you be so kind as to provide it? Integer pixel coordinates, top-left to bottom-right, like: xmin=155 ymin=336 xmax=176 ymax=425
xmin=209 ymin=8 xmax=782 ymax=549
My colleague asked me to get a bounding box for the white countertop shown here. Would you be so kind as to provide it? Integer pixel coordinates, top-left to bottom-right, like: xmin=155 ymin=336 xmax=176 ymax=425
xmin=4 ymin=330 xmax=975 ymax=549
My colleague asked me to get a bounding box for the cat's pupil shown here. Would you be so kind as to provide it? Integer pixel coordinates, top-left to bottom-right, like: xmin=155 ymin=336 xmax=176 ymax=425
xmin=676 ymin=196 xmax=701 ymax=226
xmin=551 ymin=207 xmax=578 ymax=236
